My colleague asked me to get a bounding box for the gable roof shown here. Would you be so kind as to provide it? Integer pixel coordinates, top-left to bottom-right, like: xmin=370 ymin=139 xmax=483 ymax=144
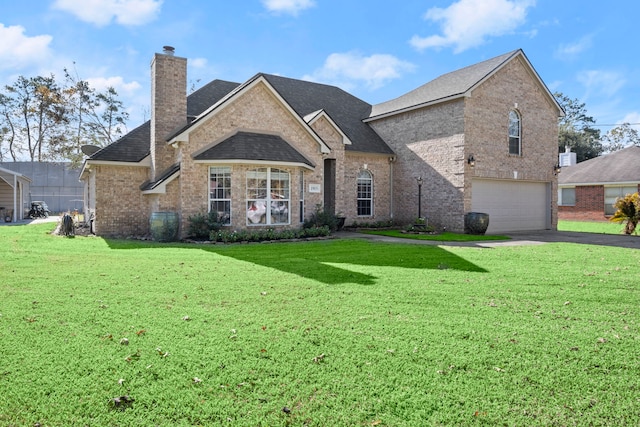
xmin=559 ymin=146 xmax=640 ymax=185
xmin=261 ymin=74 xmax=392 ymax=154
xmin=172 ymin=73 xmax=393 ymax=156
xmin=367 ymin=49 xmax=563 ymax=120
xmin=192 ymin=131 xmax=314 ymax=168
xmin=88 ymin=79 xmax=241 ymax=163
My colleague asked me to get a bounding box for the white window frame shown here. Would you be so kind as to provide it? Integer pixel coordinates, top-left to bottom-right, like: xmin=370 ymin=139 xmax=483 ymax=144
xmin=558 ymin=187 xmax=576 ymax=206
xmin=605 ymin=185 xmax=638 ymax=216
xmin=209 ymin=166 xmax=231 ymax=225
xmin=246 ymin=167 xmax=290 ymax=226
xmin=357 ymin=169 xmax=373 ymax=217
xmin=508 ymin=110 xmax=521 ymax=156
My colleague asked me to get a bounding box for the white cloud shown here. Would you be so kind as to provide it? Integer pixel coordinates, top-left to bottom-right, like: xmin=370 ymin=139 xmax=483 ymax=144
xmin=410 ymin=0 xmax=536 ymax=53
xmin=86 ymin=76 xmax=141 ymax=95
xmin=261 ymin=0 xmax=315 ymax=15
xmin=189 ymin=58 xmax=208 ymax=69
xmin=577 ymin=70 xmax=626 ymax=98
xmin=555 ymin=35 xmax=593 ymax=60
xmin=52 ymin=0 xmax=162 ymax=27
xmin=303 ymin=52 xmax=416 ymax=90
xmin=0 ymin=24 xmax=53 ymax=70
xmin=618 ymin=112 xmax=640 ymax=130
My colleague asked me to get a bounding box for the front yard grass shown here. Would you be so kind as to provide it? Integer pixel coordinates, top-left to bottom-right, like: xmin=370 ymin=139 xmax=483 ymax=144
xmin=359 ymin=229 xmax=510 ymax=242
xmin=558 ymin=220 xmax=630 ymax=235
xmin=1 ymin=223 xmax=640 ymax=426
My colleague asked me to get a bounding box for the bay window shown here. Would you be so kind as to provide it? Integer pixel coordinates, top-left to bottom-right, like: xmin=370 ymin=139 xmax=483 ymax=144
xmin=246 ymin=167 xmax=290 ymax=225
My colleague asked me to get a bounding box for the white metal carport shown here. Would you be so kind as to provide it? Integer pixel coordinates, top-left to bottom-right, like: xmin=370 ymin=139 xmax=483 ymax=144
xmin=0 ymin=166 xmax=31 ymax=222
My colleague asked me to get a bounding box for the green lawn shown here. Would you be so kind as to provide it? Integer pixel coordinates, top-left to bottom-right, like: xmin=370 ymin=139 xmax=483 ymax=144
xmin=558 ymin=220 xmax=631 ymax=235
xmin=359 ymin=229 xmax=510 ymax=241
xmin=1 ymin=223 xmax=640 ymax=426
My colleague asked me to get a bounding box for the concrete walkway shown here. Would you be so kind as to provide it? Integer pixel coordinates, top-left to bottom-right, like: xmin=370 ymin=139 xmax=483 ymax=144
xmin=335 ymin=229 xmax=640 ymax=249
xmin=2 ymin=218 xmax=638 ymax=249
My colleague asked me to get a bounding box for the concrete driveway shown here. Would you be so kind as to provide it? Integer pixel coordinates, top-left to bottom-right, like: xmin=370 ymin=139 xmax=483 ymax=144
xmin=1 ymin=219 xmax=638 ymax=249
xmin=335 ymin=229 xmax=640 ymax=249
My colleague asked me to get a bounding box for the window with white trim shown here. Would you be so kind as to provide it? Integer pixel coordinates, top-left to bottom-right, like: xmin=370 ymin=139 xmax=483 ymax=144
xmin=558 ymin=187 xmax=575 ymax=206
xmin=299 ymin=171 xmax=304 ymax=223
xmin=605 ymin=186 xmax=638 ymax=215
xmin=210 ymin=167 xmax=231 ymax=225
xmin=357 ymin=170 xmax=373 ymax=216
xmin=508 ymin=110 xmax=521 ymax=155
xmin=246 ymin=167 xmax=290 ymax=225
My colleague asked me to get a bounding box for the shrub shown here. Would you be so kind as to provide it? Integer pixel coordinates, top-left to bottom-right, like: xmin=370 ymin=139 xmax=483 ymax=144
xmin=610 ymin=192 xmax=640 ymax=235
xmin=187 ymin=211 xmax=223 ymax=239
xmin=303 ymin=205 xmax=339 ymax=231
xmin=210 ymin=226 xmax=330 ymax=243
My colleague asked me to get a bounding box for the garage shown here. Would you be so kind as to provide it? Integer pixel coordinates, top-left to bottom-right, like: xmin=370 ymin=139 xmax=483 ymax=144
xmin=471 ymin=179 xmax=551 ymax=233
xmin=0 ymin=166 xmax=31 ymax=222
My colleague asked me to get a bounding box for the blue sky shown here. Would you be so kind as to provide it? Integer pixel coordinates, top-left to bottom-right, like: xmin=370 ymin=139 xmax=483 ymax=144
xmin=1 ymin=0 xmax=639 ymax=134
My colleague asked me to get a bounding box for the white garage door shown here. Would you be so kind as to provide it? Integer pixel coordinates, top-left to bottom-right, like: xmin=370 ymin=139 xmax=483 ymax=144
xmin=471 ymin=179 xmax=550 ymax=233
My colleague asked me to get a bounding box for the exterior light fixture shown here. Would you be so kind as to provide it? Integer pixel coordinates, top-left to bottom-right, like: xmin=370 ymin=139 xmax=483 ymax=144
xmin=554 ymin=164 xmax=561 ymax=175
xmin=416 ymin=176 xmax=423 ymax=219
xmin=467 ymin=154 xmax=475 ymax=167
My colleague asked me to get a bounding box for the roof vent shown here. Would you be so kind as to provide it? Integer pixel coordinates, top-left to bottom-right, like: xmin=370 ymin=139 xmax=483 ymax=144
xmin=162 ymin=46 xmax=175 ymax=56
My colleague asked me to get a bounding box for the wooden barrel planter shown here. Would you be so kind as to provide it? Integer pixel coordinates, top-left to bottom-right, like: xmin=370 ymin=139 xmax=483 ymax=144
xmin=150 ymin=212 xmax=179 ymax=242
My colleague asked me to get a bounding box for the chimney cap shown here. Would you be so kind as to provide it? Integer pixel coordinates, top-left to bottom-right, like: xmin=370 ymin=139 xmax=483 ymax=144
xmin=162 ymin=46 xmax=175 ymax=55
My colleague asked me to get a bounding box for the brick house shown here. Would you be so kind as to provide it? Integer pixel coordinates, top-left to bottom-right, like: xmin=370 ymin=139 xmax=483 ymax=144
xmin=558 ymin=146 xmax=640 ymax=221
xmin=80 ymin=47 xmax=562 ymax=237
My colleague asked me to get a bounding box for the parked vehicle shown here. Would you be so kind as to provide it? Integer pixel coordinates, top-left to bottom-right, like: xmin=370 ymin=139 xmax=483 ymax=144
xmin=28 ymin=201 xmax=50 ymax=219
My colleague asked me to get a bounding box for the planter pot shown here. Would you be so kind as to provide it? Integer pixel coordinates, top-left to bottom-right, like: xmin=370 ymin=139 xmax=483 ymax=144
xmin=150 ymin=212 xmax=179 ymax=242
xmin=464 ymin=212 xmax=489 ymax=235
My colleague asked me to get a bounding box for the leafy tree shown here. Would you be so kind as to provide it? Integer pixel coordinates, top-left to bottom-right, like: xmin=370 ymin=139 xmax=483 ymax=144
xmin=601 ymin=122 xmax=640 ymax=153
xmin=554 ymin=92 xmax=603 ymax=162
xmin=0 ymin=70 xmax=129 ymax=162
xmin=0 ymin=92 xmax=18 ymax=161
xmin=63 ymin=69 xmax=129 ymax=164
xmin=5 ymin=75 xmax=69 ymax=161
xmin=610 ymin=192 xmax=640 ymax=235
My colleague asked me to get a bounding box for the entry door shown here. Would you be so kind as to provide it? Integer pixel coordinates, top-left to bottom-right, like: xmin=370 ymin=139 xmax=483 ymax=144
xmin=324 ymin=158 xmax=336 ymax=215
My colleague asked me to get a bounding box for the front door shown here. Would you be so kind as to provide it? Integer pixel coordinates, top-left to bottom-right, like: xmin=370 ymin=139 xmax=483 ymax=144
xmin=323 ymin=158 xmax=336 ymax=215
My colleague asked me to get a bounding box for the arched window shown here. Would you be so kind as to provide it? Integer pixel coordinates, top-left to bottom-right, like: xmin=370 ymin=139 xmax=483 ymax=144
xmin=357 ymin=170 xmax=373 ymax=216
xmin=508 ymin=110 xmax=521 ymax=155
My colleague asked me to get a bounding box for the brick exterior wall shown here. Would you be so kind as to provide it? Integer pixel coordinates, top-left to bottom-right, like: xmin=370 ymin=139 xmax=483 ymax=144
xmin=88 ymin=52 xmax=559 ymax=238
xmin=558 ymin=184 xmax=640 ymax=221
xmin=166 ymin=81 xmax=393 ymax=236
xmin=464 ymin=56 xmax=559 ymax=230
xmin=151 ymin=52 xmax=187 ymax=180
xmin=92 ymin=165 xmax=150 ymax=236
xmin=370 ymin=56 xmax=559 ymax=232
xmin=369 ymin=99 xmax=465 ymax=230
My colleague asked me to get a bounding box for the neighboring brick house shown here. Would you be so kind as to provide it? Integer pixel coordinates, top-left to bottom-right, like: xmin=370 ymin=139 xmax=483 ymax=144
xmin=558 ymin=146 xmax=640 ymax=221
xmin=80 ymin=47 xmax=562 ymax=237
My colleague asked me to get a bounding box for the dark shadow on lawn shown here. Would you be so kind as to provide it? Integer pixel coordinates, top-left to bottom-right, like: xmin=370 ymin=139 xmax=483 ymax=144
xmin=105 ymin=238 xmax=486 ymax=285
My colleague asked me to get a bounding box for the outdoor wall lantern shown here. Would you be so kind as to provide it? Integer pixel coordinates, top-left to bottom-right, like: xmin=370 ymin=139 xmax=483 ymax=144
xmin=467 ymin=154 xmax=476 ymax=167
xmin=554 ymin=164 xmax=561 ymax=175
xmin=416 ymin=176 xmax=423 ymax=219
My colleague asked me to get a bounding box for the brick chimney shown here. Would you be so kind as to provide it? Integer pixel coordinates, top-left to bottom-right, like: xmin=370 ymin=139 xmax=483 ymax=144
xmin=150 ymin=46 xmax=187 ymax=180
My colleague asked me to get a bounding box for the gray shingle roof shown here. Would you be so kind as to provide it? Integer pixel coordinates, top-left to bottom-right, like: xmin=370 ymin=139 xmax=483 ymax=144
xmin=140 ymin=162 xmax=180 ymax=191
xmin=90 ymin=80 xmax=240 ymax=162
xmin=261 ymin=74 xmax=393 ymax=155
xmin=369 ymin=50 xmax=520 ymax=119
xmin=193 ymin=131 xmax=314 ymax=167
xmin=559 ymin=146 xmax=640 ymax=185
